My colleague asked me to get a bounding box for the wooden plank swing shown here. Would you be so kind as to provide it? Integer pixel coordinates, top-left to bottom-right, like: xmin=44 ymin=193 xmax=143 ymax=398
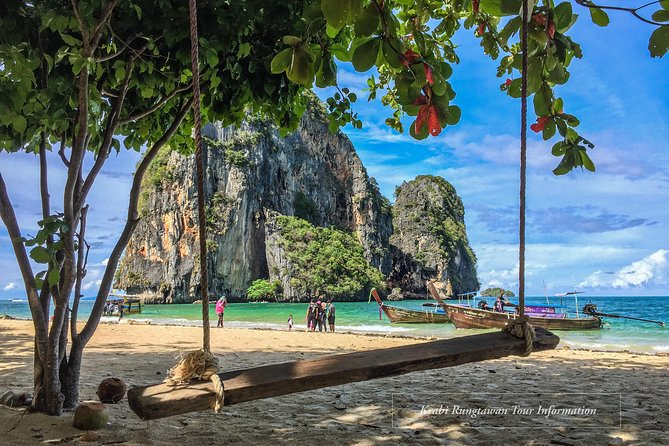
xmin=126 ymin=0 xmax=554 ymax=421
xmin=128 ymin=328 xmax=558 ymax=420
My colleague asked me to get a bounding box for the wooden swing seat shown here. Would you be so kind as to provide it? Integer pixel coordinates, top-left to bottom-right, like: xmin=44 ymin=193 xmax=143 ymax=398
xmin=128 ymin=327 xmax=558 ymax=420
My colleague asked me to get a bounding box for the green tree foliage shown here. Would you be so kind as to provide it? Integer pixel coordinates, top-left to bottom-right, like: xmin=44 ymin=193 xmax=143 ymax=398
xmin=276 ymin=216 xmax=385 ymax=299
xmin=0 ymin=0 xmax=310 ymax=415
xmin=271 ymin=0 xmax=668 ymax=175
xmin=481 ymin=287 xmax=515 ymax=297
xmin=246 ymin=279 xmax=283 ymax=301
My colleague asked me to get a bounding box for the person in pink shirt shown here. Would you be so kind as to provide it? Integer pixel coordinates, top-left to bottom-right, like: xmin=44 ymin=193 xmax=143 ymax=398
xmin=215 ymin=297 xmax=227 ymax=328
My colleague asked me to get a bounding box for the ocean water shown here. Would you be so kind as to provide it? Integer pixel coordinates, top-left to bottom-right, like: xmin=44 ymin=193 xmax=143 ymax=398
xmin=2 ymin=295 xmax=667 ymax=354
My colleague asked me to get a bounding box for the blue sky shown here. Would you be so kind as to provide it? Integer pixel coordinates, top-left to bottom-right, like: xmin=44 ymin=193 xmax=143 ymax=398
xmin=1 ymin=11 xmax=668 ymax=298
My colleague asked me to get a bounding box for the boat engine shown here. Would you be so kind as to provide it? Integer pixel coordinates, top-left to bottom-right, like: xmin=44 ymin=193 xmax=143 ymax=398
xmin=582 ymin=303 xmax=598 ymax=315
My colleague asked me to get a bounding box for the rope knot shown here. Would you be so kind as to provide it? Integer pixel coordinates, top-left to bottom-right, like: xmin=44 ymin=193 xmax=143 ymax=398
xmin=164 ymin=349 xmax=224 ymax=412
xmin=504 ymin=315 xmax=536 ymax=356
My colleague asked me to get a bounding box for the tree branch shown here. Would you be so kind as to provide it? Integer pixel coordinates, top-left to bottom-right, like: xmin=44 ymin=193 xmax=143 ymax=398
xmin=119 ymin=84 xmax=190 ymax=124
xmin=75 ymin=58 xmax=135 ymax=214
xmin=71 ymin=205 xmax=89 ymax=342
xmin=0 ymin=172 xmax=48 ymax=358
xmin=78 ymin=97 xmax=194 ymax=345
xmin=575 ymin=0 xmax=665 ymax=26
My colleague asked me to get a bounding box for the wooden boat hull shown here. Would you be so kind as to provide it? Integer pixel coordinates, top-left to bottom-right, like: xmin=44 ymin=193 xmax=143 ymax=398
xmin=443 ymin=304 xmax=602 ymax=330
xmin=381 ymin=304 xmax=451 ymax=324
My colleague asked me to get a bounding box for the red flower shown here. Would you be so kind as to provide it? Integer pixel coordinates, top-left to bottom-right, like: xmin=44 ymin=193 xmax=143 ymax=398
xmin=476 ymin=21 xmax=486 ymax=37
xmin=505 ymin=79 xmax=512 ymax=86
xmin=473 ymin=0 xmax=480 ymax=13
xmin=530 ymin=116 xmax=550 ymax=133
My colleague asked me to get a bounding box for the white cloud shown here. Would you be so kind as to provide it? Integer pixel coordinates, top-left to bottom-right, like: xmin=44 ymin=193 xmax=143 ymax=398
xmin=3 ymin=282 xmax=17 ymax=291
xmin=100 ymin=257 xmax=109 ymax=266
xmin=579 ymin=249 xmax=669 ymax=290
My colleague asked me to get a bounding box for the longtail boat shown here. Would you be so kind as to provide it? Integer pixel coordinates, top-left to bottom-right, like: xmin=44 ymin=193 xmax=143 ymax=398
xmin=371 ymin=289 xmax=451 ymax=324
xmin=427 ymin=282 xmax=602 ymax=330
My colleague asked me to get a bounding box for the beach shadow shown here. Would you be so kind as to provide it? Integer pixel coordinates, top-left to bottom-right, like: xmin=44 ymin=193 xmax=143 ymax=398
xmin=2 ymin=321 xmax=667 ymax=445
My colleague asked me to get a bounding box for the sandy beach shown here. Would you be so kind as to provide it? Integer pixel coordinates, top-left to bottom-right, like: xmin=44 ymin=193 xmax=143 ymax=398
xmin=0 ymin=320 xmax=667 ymax=445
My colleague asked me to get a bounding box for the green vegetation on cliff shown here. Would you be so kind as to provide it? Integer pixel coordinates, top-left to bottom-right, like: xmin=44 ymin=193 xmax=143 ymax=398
xmin=275 ymin=216 xmax=384 ymax=299
xmin=481 ymin=287 xmax=515 ymax=298
xmin=246 ymin=279 xmax=283 ymax=301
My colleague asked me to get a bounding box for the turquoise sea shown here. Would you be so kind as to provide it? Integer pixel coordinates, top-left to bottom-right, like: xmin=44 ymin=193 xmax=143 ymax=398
xmin=2 ymin=295 xmax=667 ymax=354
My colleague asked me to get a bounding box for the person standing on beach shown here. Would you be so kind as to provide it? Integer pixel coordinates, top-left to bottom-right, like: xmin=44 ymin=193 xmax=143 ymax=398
xmin=321 ymin=301 xmax=328 ymax=332
xmin=315 ymin=300 xmax=324 ymax=332
xmin=306 ymin=300 xmax=316 ymax=332
xmin=216 ymin=296 xmax=227 ymax=327
xmin=287 ymin=314 xmax=293 ymax=331
xmin=327 ymin=301 xmax=336 ymax=332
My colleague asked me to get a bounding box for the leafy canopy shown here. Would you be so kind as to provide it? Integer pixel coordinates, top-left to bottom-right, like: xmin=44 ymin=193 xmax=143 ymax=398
xmin=0 ymin=0 xmax=310 ymax=157
xmin=270 ymin=0 xmax=669 ymax=175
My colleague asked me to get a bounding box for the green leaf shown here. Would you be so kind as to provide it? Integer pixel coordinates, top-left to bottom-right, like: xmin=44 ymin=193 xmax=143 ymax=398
xmin=48 ymin=268 xmax=60 ymax=287
xmin=589 ymin=7 xmax=610 ymax=27
xmin=271 ymin=48 xmax=292 ymax=74
xmin=653 ymin=10 xmax=669 ymax=22
xmin=352 ymin=38 xmax=380 ymax=72
xmin=287 ymin=46 xmax=315 ymax=85
xmin=554 ymin=2 xmax=575 ymax=33
xmin=12 ymin=115 xmax=27 ymax=134
xmin=322 ymin=0 xmax=349 ymax=31
xmin=533 ymin=90 xmax=550 ymax=116
xmin=382 ymin=39 xmax=403 ymax=69
xmin=59 ymin=33 xmax=82 ymax=46
xmin=206 ymin=48 xmax=219 ymax=67
xmin=30 ymin=246 xmax=51 ymax=263
xmin=649 ymin=26 xmax=669 ymax=58
xmin=446 ymin=105 xmax=461 ymax=125
xmin=580 ymin=150 xmax=596 ymax=172
xmin=329 ymin=44 xmax=350 ymax=61
xmin=282 ymin=35 xmax=302 ymax=46
xmin=499 ymin=0 xmax=522 ymax=15
xmin=662 ymin=0 xmax=669 ymax=9
xmin=355 ymin=4 xmax=379 ymax=37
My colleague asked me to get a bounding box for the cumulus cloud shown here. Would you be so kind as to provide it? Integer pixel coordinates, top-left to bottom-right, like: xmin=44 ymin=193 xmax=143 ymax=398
xmin=100 ymin=258 xmax=109 ymax=266
xmin=3 ymin=282 xmax=17 ymax=291
xmin=579 ymin=249 xmax=669 ymax=289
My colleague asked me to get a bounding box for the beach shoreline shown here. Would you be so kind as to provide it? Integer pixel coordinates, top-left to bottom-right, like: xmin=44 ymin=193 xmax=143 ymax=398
xmin=2 ymin=314 xmax=667 ymax=357
xmin=1 ymin=319 xmax=667 ymax=445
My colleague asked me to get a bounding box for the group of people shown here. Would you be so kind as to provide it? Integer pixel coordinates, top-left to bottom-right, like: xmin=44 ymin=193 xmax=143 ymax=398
xmin=102 ymin=300 xmax=124 ymax=318
xmin=300 ymin=299 xmax=336 ymax=332
xmin=477 ymin=292 xmax=514 ymax=313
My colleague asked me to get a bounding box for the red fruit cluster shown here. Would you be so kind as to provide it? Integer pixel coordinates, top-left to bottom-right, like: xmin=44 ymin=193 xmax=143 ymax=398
xmin=414 ymin=95 xmax=442 ymax=136
xmin=473 ymin=0 xmax=480 ymax=13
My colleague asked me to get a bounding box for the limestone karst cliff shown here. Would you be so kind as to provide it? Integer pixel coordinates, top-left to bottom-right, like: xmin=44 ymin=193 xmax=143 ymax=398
xmin=115 ymin=108 xmax=478 ymax=302
xmin=115 ymin=106 xmax=393 ymax=302
xmin=388 ymin=175 xmax=480 ymax=296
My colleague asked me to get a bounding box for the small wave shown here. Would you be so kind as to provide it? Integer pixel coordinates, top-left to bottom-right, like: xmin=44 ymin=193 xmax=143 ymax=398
xmin=652 ymin=345 xmax=669 ymax=352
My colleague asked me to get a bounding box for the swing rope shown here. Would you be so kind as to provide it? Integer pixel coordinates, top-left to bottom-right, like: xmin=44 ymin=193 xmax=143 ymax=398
xmin=504 ymin=0 xmax=535 ymax=356
xmin=163 ymin=0 xmax=224 ymax=412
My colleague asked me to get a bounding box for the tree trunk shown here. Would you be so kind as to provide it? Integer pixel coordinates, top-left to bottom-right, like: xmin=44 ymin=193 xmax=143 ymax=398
xmin=62 ymin=339 xmax=84 ymax=409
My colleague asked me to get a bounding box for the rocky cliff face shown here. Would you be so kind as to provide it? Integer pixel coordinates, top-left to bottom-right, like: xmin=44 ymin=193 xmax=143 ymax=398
xmin=388 ymin=175 xmax=479 ymax=296
xmin=115 ymin=106 xmax=393 ymax=302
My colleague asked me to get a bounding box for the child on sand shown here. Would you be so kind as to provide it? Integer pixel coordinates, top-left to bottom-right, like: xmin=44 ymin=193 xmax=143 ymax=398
xmin=287 ymin=314 xmax=293 ymax=331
